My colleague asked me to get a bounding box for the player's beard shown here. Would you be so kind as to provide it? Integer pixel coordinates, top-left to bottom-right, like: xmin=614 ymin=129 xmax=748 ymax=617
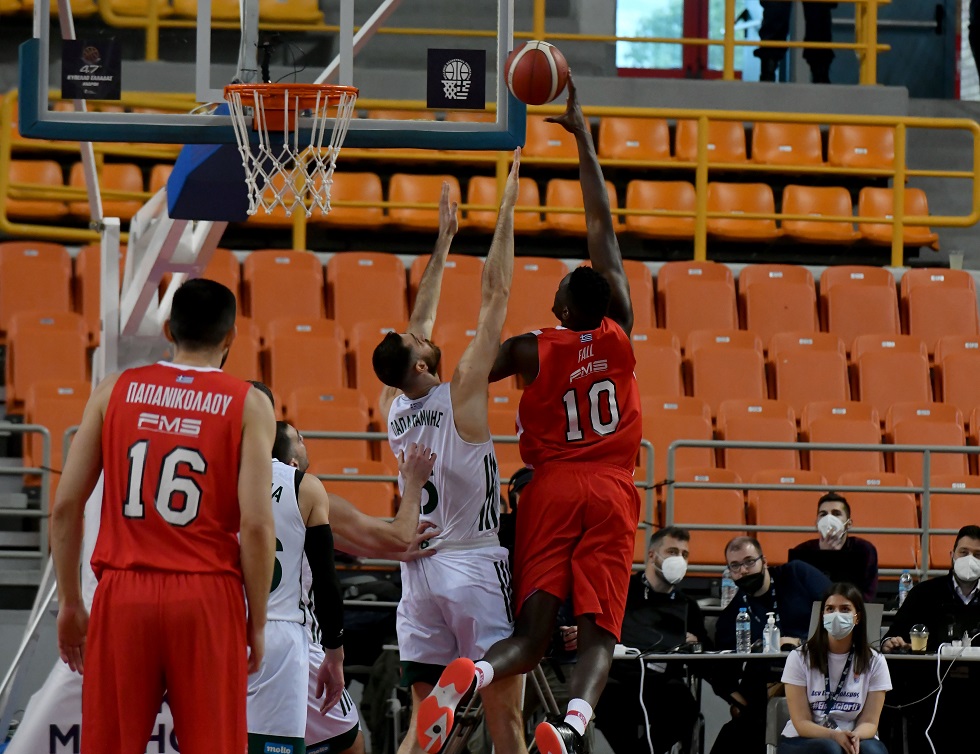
xmin=423 ymin=345 xmax=441 ymax=376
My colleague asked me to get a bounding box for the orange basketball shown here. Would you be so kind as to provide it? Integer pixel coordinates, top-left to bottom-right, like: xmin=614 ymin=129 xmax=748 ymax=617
xmin=504 ymin=41 xmax=569 ymax=106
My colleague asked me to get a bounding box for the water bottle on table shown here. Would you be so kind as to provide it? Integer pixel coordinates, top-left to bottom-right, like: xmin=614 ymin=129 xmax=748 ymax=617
xmin=736 ymin=607 xmax=752 ymax=654
xmin=898 ymin=570 xmax=913 ymax=607
xmin=721 ymin=567 xmax=737 ymax=608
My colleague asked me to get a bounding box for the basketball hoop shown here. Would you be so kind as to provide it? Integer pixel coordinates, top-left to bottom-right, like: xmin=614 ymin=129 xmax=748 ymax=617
xmin=223 ymin=83 xmax=358 ymax=217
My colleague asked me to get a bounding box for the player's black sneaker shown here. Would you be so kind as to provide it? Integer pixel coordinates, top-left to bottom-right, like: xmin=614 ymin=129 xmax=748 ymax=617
xmin=534 ymin=720 xmax=585 ymax=754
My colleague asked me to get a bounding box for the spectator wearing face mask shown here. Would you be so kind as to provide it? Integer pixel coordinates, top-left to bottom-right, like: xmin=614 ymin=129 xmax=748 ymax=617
xmin=878 ymin=525 xmax=980 ymax=754
xmin=595 ymin=526 xmax=709 ymax=754
xmin=790 ymin=493 xmax=879 ymax=601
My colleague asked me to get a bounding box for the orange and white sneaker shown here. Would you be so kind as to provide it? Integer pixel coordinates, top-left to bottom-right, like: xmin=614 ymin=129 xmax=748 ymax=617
xmin=534 ymin=721 xmax=585 ymax=754
xmin=416 ymin=657 xmax=476 ymax=753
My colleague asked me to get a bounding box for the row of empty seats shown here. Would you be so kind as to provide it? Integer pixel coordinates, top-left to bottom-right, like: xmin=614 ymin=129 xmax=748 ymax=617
xmin=659 ymin=467 xmax=970 ymax=570
xmin=0 ymin=0 xmax=323 ymax=23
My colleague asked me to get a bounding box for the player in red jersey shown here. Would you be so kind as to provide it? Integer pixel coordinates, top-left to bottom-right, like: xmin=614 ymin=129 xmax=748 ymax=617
xmin=50 ymin=278 xmax=277 ymax=754
xmin=416 ymin=75 xmax=640 ymax=754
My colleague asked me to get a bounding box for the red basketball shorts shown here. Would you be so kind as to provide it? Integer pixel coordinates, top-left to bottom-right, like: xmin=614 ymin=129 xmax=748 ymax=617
xmin=512 ymin=462 xmax=641 ymax=639
xmin=82 ymin=569 xmax=247 ymax=754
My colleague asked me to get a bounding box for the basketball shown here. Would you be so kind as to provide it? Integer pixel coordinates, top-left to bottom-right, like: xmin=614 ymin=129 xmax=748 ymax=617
xmin=504 ymin=41 xmax=569 ymax=106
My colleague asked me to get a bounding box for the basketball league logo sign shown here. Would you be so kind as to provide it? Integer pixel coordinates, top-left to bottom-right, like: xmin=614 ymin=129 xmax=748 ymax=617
xmin=427 ymin=48 xmax=486 ymax=110
xmin=61 ymin=39 xmax=122 ymax=100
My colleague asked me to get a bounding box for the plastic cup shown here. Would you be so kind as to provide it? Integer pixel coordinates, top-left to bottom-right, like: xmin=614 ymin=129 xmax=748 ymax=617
xmin=910 ymin=625 xmax=929 ymax=652
xmin=950 ymin=251 xmax=964 ymax=270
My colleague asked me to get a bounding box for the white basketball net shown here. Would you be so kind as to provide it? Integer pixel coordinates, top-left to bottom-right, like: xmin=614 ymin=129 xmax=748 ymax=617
xmin=225 ymin=85 xmax=358 ymax=217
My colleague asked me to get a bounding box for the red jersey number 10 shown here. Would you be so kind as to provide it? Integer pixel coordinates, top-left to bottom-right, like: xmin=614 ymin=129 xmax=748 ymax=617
xmin=561 ymin=379 xmax=621 ymax=442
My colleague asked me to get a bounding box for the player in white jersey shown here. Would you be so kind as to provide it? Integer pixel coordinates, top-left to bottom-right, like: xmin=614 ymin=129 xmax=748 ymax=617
xmin=371 ymin=154 xmax=526 ymax=754
xmin=247 ymin=421 xmax=347 ymax=754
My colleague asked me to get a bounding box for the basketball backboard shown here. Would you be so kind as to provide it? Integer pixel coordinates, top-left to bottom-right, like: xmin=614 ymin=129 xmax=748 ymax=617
xmin=18 ymin=0 xmax=525 ymax=150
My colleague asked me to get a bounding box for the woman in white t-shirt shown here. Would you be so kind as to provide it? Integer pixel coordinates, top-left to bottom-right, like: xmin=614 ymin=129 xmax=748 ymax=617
xmin=779 ymin=582 xmax=891 ymax=754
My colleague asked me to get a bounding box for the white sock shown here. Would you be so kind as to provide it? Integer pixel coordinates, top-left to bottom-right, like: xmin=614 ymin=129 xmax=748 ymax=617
xmin=564 ymin=698 xmax=593 ymax=736
xmin=474 ymin=660 xmax=494 ymax=690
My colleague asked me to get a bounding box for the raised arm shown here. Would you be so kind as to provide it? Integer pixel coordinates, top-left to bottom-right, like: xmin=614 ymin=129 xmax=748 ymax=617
xmin=238 ymin=387 xmax=277 ymax=674
xmin=51 ymin=374 xmax=116 ymax=674
xmin=378 ymin=183 xmax=459 ymax=419
xmin=546 ymin=74 xmax=632 ymax=335
xmin=451 ymin=150 xmax=520 ymax=442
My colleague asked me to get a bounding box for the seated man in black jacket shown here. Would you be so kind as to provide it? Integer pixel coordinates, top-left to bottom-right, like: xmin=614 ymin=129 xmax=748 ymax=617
xmin=594 ymin=526 xmax=709 ymax=754
xmin=880 ymin=524 xmax=980 ymax=754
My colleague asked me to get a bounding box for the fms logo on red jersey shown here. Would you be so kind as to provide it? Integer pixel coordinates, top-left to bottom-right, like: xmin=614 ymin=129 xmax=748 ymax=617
xmin=137 ymin=412 xmax=202 ymax=437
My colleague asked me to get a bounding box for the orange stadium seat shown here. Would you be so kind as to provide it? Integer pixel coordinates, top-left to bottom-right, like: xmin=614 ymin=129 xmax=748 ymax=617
xmin=716 ymin=399 xmax=799 ymax=481
xmin=6 ymin=312 xmax=88 ymax=411
xmin=738 ymin=264 xmax=818 ymax=345
xmin=285 ymin=387 xmax=373 ymax=461
xmin=706 ymin=182 xmax=782 ymax=243
xmin=431 ymin=321 xmax=515 ymax=383
xmin=311 ymin=172 xmax=386 ymax=230
xmin=639 ymin=396 xmax=714 ymax=486
xmin=242 ymin=250 xmax=325 ymax=338
xmin=544 ymin=179 xmax=619 ymax=235
xmin=835 ymin=472 xmax=920 ymax=570
xmin=326 ymin=251 xmax=408 ymax=333
xmin=148 ymin=164 xmax=173 ymax=194
xmin=223 ymin=317 xmax=262 ymax=383
xmin=670 ymin=467 xmax=745 ymax=567
xmin=466 ymin=176 xmax=544 ymax=234
xmin=769 ymin=332 xmax=850 ymax=416
xmin=74 ymin=242 xmax=127 ymax=344
xmin=409 ymin=254 xmax=483 ymax=329
xmin=310 ymin=458 xmax=396 ymax=518
xmin=365 ymin=110 xmax=438 ymax=121
xmin=800 ymin=401 xmax=884 ymax=483
xmin=936 ymin=337 xmax=980 ymax=420
xmin=685 ymin=330 xmax=766 ymax=416
xmin=827 ymin=125 xmax=896 ymax=171
xmin=751 ymin=122 xmax=824 ymax=167
xmin=598 ymin=117 xmax=671 ymax=161
xmin=820 ymin=266 xmax=900 ymax=348
xmin=488 ymin=403 xmax=523 ymax=471
xmin=674 ymin=120 xmax=748 ymax=164
xmin=857 ymin=187 xmax=940 ymax=250
xmin=68 ymin=162 xmax=144 ymax=222
xmin=624 ymin=260 xmax=656 ymax=328
xmin=266 ymin=318 xmax=346 ymax=400
xmin=656 ymin=261 xmax=737 ymax=344
xmin=506 ymin=257 xmax=568 ymax=334
xmin=523 ymin=115 xmax=578 ymax=161
xmin=24 ymin=380 xmax=89 ymax=499
xmin=926 ymin=475 xmax=980 ymax=568
xmin=852 ymin=334 xmax=931 ymax=418
xmin=0 ymin=241 xmax=72 ymax=341
xmin=258 ymin=0 xmax=323 ymax=23
xmin=901 ymin=269 xmax=979 ymax=354
xmin=5 ymin=160 xmax=68 ymax=221
xmin=349 ymin=319 xmax=408 ymax=411
xmin=780 ymin=185 xmax=860 ymax=245
xmin=623 ymin=180 xmax=696 ymax=241
xmin=750 ymin=470 xmax=828 ymax=563
xmin=198 ymin=248 xmax=242 ymax=299
xmin=631 ymin=328 xmax=682 ymax=398
xmin=244 ymin=173 xmax=302 ymax=229
xmin=106 ymin=0 xmax=173 ymax=16
xmin=885 ymin=403 xmax=968 ymax=485
xmin=387 ymin=174 xmax=462 ymax=232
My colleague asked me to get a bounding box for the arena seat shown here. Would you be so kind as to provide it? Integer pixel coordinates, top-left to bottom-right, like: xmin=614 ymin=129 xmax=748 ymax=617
xmin=857 ymin=187 xmax=940 ymax=250
xmin=800 ymin=401 xmax=884 ymax=483
xmin=631 ymin=328 xmax=682 ymax=398
xmin=716 ymin=399 xmax=800 ymax=481
xmin=348 ymin=319 xmax=408 ymax=412
xmin=258 ymin=0 xmax=323 ymax=23
xmin=5 ymin=160 xmax=68 ymax=221
xmin=387 ymin=174 xmax=462 ymax=232
xmin=780 ymin=185 xmax=860 ymax=245
xmin=311 ymin=172 xmax=386 ymax=230
xmin=820 ymin=266 xmax=900 ymax=349
xmin=104 ymin=0 xmax=173 ymax=16
xmin=488 ymin=404 xmax=523 ymax=471
xmin=173 ymin=0 xmax=239 ymax=20
xmin=618 ymin=259 xmax=655 ymax=328
xmin=656 ymin=261 xmax=737 ymax=344
xmin=309 ymin=458 xmax=396 ymax=518
xmin=68 ymin=162 xmax=144 ymax=222
xmin=835 ymin=472 xmax=920 ymax=570
xmin=544 ymin=178 xmax=619 ymax=235
xmin=738 ymin=264 xmax=818 ymax=346
xmin=674 ymin=120 xmax=748 ymax=164
xmin=598 ymin=117 xmax=671 ymax=162
xmin=0 ymin=241 xmax=72 ymax=342
xmin=685 ymin=330 xmax=766 ymax=416
xmin=243 ymin=173 xmax=296 ymax=229
xmin=523 ymin=115 xmax=578 ymax=161
xmin=409 ymin=254 xmax=483 ymax=328
xmin=623 ymin=180 xmax=696 ymax=241
xmin=285 ymin=387 xmax=373 ymax=461
xmin=148 ymin=163 xmax=173 ymax=194
xmin=935 ymin=338 xmax=980 ymax=421
xmin=23 ymin=380 xmax=90 ymax=500
xmin=326 ymin=251 xmax=408 ymax=333
xmin=827 ymin=125 xmax=896 ymax=171
xmin=6 ymin=311 xmax=88 ymax=411
xmin=706 ymin=182 xmax=782 ymax=243
xmin=223 ymin=317 xmax=262 ymax=383
xmin=852 ymin=334 xmax=932 ymax=420
xmin=505 ymin=257 xmax=568 ymax=334
xmin=74 ymin=242 xmax=127 ymax=344
xmin=884 ymin=402 xmax=968 ymax=486
xmin=242 ymin=250 xmax=325 ymax=339
xmin=266 ymin=318 xmax=347 ymax=400
xmin=669 ymin=467 xmax=745 ymax=567
xmin=768 ymin=332 xmax=850 ymax=417
xmin=751 ymin=122 xmax=824 ymax=167
xmin=639 ymin=396 xmax=714 ymax=485
xmin=430 ymin=321 xmax=515 ymax=383
xmin=900 ymin=269 xmax=979 ymax=354
xmin=466 ymin=176 xmax=543 ymax=234
xmin=926 ymin=475 xmax=980 ymax=568
xmin=196 ymin=247 xmax=241 ymax=300
xmin=749 ymin=469 xmax=828 ymax=563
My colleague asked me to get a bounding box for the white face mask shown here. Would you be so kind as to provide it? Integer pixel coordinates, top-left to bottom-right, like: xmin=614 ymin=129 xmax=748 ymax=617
xmin=822 ymin=612 xmax=855 ymax=640
xmin=953 ymin=554 xmax=980 ymax=582
xmin=817 ymin=515 xmax=846 ymax=540
xmin=659 ymin=555 xmax=688 ymax=585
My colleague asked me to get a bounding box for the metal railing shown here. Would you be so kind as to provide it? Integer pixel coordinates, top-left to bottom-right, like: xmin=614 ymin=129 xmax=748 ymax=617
xmin=0 ymin=424 xmax=51 ymax=567
xmin=665 ymin=438 xmax=980 ymax=582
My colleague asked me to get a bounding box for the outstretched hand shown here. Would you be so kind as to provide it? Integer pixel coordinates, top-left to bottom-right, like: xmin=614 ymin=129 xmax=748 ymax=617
xmin=438 ymin=181 xmax=459 ymax=238
xmin=544 ymin=73 xmax=588 ymax=137
xmin=314 ymin=646 xmax=346 ymax=713
xmin=501 ymin=147 xmax=522 ymax=208
xmin=404 ymin=520 xmax=440 ymax=561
